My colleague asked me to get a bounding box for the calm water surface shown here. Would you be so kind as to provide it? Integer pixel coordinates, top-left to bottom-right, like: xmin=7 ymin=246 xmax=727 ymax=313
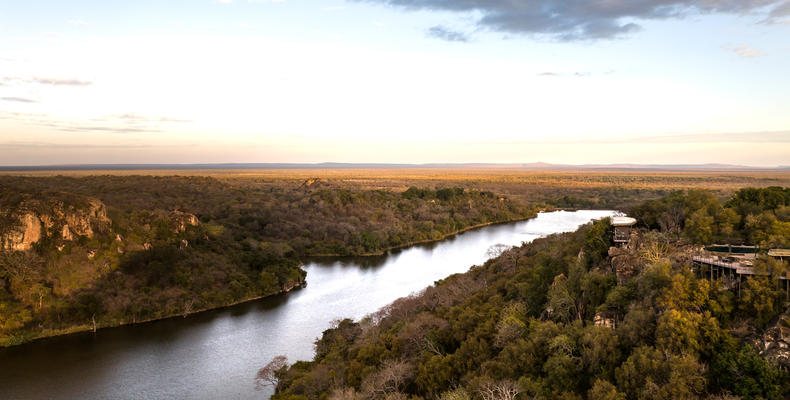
xmin=0 ymin=210 xmax=615 ymax=399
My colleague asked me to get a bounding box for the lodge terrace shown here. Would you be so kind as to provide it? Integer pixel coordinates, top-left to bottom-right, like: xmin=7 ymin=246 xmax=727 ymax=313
xmin=693 ymin=245 xmax=790 ymax=301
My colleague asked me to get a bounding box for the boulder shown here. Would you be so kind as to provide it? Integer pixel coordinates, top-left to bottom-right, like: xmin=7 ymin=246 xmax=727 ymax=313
xmin=594 ymin=312 xmax=617 ymax=329
xmin=747 ymin=311 xmax=790 ymax=369
xmin=170 ymin=211 xmax=199 ymax=233
xmin=62 ymin=225 xmax=74 ymax=241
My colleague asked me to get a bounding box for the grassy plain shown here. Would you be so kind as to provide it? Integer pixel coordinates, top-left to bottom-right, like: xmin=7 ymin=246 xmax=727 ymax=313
xmin=6 ymin=167 xmax=789 ymax=208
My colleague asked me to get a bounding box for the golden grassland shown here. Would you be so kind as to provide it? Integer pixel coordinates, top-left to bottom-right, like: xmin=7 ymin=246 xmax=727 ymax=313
xmin=5 ymin=167 xmax=789 ymax=201
xmin=4 ymin=167 xmax=790 ymax=184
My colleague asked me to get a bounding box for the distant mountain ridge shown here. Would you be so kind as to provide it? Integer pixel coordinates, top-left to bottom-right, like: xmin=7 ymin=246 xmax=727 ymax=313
xmin=518 ymin=162 xmax=787 ymax=171
xmin=0 ymin=162 xmax=786 ymax=171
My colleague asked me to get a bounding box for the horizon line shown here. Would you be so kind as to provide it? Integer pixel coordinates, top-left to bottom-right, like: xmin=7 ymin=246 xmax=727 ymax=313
xmin=0 ymin=162 xmax=788 ymax=172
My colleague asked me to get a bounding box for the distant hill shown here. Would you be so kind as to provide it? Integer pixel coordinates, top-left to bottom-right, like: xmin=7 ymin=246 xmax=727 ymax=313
xmin=518 ymin=162 xmax=776 ymax=171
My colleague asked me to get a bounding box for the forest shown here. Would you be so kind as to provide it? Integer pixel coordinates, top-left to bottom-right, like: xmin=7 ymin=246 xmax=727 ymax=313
xmin=269 ymin=187 xmax=790 ymax=400
xmin=0 ymin=175 xmax=535 ymax=346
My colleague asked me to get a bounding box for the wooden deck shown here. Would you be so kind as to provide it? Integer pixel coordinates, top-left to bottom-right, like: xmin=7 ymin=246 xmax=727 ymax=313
xmin=692 ymin=255 xmax=757 ymax=275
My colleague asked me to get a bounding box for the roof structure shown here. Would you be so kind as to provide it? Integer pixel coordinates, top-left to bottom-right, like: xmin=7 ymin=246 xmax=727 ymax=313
xmin=611 ymin=216 xmax=637 ymax=227
xmin=768 ymin=249 xmax=790 ymax=257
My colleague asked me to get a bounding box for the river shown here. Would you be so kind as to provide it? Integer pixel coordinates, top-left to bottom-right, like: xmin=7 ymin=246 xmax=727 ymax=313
xmin=0 ymin=210 xmax=616 ymax=399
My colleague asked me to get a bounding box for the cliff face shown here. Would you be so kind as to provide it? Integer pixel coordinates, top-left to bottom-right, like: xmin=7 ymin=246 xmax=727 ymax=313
xmin=1 ymin=213 xmax=43 ymax=251
xmin=0 ymin=197 xmax=111 ymax=251
xmin=747 ymin=310 xmax=790 ymax=370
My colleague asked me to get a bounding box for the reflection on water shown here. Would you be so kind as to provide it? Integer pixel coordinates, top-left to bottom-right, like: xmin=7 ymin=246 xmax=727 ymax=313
xmin=0 ymin=210 xmax=615 ymax=400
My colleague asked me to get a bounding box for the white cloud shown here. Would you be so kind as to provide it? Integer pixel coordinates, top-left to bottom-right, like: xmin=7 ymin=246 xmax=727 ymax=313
xmin=732 ymin=45 xmax=763 ymax=58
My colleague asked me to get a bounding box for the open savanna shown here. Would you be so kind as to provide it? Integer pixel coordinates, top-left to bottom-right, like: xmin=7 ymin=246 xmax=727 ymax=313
xmin=5 ymin=167 xmax=789 ymax=209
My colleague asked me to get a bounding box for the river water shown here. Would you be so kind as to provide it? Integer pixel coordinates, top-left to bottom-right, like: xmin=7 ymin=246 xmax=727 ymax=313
xmin=0 ymin=210 xmax=615 ymax=400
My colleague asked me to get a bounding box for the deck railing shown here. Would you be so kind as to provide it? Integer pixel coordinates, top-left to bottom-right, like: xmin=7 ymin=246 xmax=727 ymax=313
xmin=692 ymin=255 xmax=756 ymax=275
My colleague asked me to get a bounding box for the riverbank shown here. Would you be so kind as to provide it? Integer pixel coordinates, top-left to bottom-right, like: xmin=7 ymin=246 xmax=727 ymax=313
xmin=308 ymin=211 xmax=541 ymax=257
xmin=0 ymin=210 xmax=618 ymax=400
xmin=3 ymin=279 xmax=308 ymax=347
xmin=2 ymin=212 xmax=545 ymax=347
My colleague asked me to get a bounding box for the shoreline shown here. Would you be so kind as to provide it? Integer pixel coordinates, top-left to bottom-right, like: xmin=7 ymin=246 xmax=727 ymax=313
xmin=306 ymin=211 xmax=542 ymax=257
xmin=8 ymin=279 xmax=308 ymax=348
xmin=4 ymin=208 xmax=576 ymax=347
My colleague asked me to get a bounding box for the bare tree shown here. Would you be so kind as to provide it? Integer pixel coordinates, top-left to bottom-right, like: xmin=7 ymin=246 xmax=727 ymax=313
xmin=360 ymin=360 xmax=412 ymax=398
xmin=639 ymin=235 xmax=669 ymax=264
xmin=328 ymin=387 xmax=364 ymax=400
xmin=486 ymin=244 xmax=524 ymax=272
xmin=433 ymin=273 xmax=487 ymax=309
xmin=399 ymin=313 xmax=449 ymax=356
xmin=477 ymin=380 xmax=522 ymax=400
xmin=486 ymin=243 xmax=510 ymax=259
xmin=254 ymin=355 xmax=288 ymax=391
xmin=659 ymin=206 xmax=684 ymax=236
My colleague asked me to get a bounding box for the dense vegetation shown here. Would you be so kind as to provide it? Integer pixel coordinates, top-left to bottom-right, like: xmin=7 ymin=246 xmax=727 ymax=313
xmin=0 ymin=176 xmax=535 ymax=346
xmin=271 ymin=187 xmax=790 ymax=400
xmin=631 ymin=187 xmax=790 ymax=247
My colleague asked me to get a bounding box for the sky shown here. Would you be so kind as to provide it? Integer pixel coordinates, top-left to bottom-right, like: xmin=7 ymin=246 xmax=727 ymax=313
xmin=1 ymin=0 xmax=789 ymax=166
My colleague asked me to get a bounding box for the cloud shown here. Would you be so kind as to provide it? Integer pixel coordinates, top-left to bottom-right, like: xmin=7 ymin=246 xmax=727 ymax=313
xmin=0 ymin=111 xmax=190 ymax=134
xmin=31 ymin=77 xmax=93 ymax=86
xmin=55 ymin=126 xmax=161 ymax=134
xmin=2 ymin=76 xmax=93 ymax=87
xmin=537 ymin=71 xmax=594 ymax=77
xmin=426 ymin=25 xmax=469 ymax=42
xmin=352 ymin=0 xmax=790 ymax=40
xmin=732 ymin=45 xmax=763 ymax=58
xmin=2 ymin=97 xmax=37 ymax=103
xmin=0 ymin=141 xmax=196 ymax=150
xmin=636 ymin=131 xmax=790 ymax=143
xmin=464 ymin=131 xmax=790 ymax=145
xmin=110 ymin=113 xmax=192 ymax=123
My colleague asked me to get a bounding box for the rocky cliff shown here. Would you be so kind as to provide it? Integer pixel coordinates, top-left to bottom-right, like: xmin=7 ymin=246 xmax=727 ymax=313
xmin=0 ymin=196 xmax=111 ymax=251
xmin=747 ymin=310 xmax=790 ymax=370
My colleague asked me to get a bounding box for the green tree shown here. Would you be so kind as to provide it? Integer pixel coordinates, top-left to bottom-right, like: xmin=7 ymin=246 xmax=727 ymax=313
xmin=588 ymin=379 xmax=626 ymax=400
xmin=684 ymin=208 xmax=714 ymax=244
xmin=739 ymin=275 xmax=783 ymax=327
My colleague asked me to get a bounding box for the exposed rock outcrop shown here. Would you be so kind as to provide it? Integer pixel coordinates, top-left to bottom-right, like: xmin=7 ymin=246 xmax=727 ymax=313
xmin=594 ymin=312 xmax=617 ymax=329
xmin=170 ymin=211 xmax=199 ymax=233
xmin=609 ymin=246 xmax=641 ymax=285
xmin=0 ymin=196 xmax=111 ymax=251
xmin=746 ymin=311 xmax=790 ymax=370
xmin=63 ymin=198 xmax=109 ymax=238
xmin=0 ymin=213 xmax=43 ymax=251
xmin=61 ymin=225 xmax=74 ymax=241
xmin=298 ymin=177 xmax=329 ymax=191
